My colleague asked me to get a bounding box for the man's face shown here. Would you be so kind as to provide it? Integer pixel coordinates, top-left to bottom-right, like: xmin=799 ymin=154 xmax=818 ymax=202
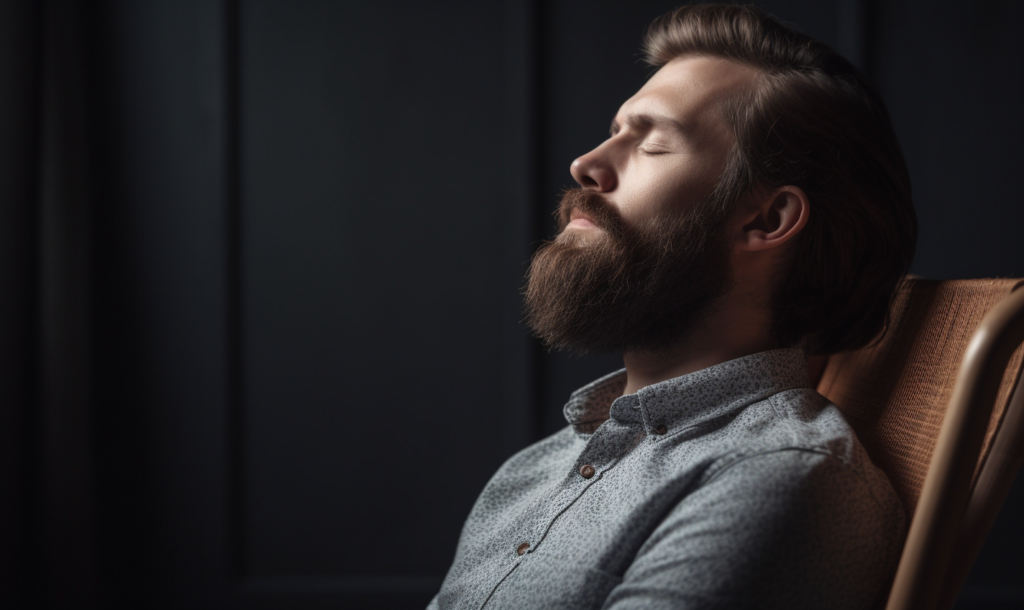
xmin=524 ymin=56 xmax=759 ymax=353
xmin=568 ymin=55 xmax=758 ymax=235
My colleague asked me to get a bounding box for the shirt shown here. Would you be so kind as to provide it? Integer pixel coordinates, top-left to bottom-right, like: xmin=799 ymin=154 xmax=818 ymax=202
xmin=429 ymin=348 xmax=907 ymax=610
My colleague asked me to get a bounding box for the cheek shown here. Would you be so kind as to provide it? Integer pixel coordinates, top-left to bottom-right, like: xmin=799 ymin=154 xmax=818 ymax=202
xmin=619 ymin=159 xmax=720 ymax=223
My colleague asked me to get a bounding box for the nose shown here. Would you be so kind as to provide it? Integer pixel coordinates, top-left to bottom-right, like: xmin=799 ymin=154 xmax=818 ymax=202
xmin=570 ymin=145 xmax=617 ymax=192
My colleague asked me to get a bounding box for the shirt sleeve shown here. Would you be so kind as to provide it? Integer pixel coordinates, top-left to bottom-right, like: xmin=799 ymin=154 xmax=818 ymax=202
xmin=601 ymin=449 xmax=906 ymax=610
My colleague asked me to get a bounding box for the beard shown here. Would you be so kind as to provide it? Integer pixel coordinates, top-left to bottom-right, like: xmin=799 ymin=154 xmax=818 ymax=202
xmin=523 ymin=187 xmax=733 ymax=354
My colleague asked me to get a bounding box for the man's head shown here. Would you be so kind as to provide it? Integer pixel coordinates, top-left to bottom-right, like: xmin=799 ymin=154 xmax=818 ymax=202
xmin=524 ymin=4 xmax=916 ymax=356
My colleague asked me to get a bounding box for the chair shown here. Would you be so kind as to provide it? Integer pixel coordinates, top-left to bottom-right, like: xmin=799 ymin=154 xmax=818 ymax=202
xmin=810 ymin=278 xmax=1024 ymax=610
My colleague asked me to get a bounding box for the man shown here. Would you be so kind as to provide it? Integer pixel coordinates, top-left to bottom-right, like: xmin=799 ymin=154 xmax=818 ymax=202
xmin=430 ymin=4 xmax=916 ymax=609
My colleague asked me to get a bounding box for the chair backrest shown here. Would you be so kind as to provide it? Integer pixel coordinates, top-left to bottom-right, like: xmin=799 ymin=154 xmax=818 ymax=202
xmin=814 ymin=278 xmax=1024 ymax=610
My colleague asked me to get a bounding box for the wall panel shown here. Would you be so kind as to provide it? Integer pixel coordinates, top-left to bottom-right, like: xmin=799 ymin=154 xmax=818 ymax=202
xmin=238 ymin=0 xmax=531 ymax=587
xmin=876 ymin=0 xmax=1024 ymax=280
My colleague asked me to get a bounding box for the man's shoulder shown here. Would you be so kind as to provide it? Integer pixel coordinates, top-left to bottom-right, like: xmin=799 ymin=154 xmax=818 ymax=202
xmin=650 ymin=385 xmax=887 ymax=502
xmin=627 ymin=437 xmax=907 ymax=610
xmin=698 ymin=386 xmax=905 ymax=519
xmin=718 ymin=386 xmax=861 ymax=460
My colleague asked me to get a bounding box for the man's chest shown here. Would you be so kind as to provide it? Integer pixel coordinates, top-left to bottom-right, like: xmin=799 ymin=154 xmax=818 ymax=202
xmin=438 ymin=424 xmax=721 ymax=610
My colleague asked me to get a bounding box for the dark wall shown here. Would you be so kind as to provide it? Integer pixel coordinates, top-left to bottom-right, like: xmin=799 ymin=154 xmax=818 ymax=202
xmin=2 ymin=1 xmax=1021 ymax=609
xmin=238 ymin=0 xmax=530 ymax=582
xmin=877 ymin=1 xmax=1024 ymax=281
xmin=0 ymin=1 xmax=39 ymax=604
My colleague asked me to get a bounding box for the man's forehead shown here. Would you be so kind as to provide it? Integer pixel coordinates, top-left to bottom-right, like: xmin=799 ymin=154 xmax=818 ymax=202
xmin=617 ymin=55 xmax=759 ymax=127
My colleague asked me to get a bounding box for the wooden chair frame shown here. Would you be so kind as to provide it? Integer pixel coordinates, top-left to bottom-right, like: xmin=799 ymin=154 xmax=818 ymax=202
xmin=886 ymin=285 xmax=1024 ymax=610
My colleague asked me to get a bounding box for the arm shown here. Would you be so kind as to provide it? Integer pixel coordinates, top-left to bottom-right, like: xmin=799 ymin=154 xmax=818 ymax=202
xmin=603 ymin=449 xmax=905 ymax=610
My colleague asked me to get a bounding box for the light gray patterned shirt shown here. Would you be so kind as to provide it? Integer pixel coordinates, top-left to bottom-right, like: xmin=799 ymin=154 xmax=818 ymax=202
xmin=430 ymin=348 xmax=906 ymax=610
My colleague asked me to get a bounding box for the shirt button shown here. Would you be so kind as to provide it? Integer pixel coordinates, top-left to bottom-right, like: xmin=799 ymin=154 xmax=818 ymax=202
xmin=579 ymin=464 xmax=595 ymax=479
xmin=653 ymin=424 xmax=668 ymax=435
xmin=516 ymin=542 xmax=530 ymax=556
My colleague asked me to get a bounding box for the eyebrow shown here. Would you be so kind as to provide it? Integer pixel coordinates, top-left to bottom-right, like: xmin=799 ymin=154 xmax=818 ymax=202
xmin=609 ymin=112 xmax=689 ymax=137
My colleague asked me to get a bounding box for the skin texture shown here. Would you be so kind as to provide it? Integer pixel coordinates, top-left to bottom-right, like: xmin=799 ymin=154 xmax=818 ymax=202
xmin=567 ymin=55 xmax=811 ymax=395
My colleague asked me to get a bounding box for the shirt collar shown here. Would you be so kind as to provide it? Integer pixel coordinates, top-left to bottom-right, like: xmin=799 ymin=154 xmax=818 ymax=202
xmin=562 ymin=348 xmax=810 ymax=437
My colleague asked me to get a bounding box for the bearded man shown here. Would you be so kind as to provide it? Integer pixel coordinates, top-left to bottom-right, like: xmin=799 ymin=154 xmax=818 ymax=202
xmin=430 ymin=5 xmax=916 ymax=609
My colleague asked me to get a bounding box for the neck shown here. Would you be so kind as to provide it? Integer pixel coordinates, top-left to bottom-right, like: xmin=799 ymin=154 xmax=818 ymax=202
xmin=620 ymin=284 xmax=777 ymax=395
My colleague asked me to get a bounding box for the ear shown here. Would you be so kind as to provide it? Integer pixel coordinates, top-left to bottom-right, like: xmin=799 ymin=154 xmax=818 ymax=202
xmin=735 ymin=185 xmax=809 ymax=252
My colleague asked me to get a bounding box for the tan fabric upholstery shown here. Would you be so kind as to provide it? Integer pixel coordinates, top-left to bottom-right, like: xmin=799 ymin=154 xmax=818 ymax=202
xmin=816 ymin=278 xmax=1024 ymax=516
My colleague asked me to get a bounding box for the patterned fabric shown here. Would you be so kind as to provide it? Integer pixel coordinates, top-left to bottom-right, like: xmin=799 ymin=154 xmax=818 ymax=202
xmin=429 ymin=348 xmax=907 ymax=610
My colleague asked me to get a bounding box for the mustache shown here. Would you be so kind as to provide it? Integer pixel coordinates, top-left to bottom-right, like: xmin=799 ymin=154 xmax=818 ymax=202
xmin=556 ymin=188 xmax=626 ymax=239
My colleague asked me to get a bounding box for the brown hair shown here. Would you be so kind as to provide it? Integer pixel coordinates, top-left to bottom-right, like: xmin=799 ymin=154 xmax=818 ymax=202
xmin=644 ymin=4 xmax=917 ymax=354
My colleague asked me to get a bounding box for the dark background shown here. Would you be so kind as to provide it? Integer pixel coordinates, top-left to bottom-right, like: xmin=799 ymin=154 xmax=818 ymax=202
xmin=0 ymin=0 xmax=1021 ymax=608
